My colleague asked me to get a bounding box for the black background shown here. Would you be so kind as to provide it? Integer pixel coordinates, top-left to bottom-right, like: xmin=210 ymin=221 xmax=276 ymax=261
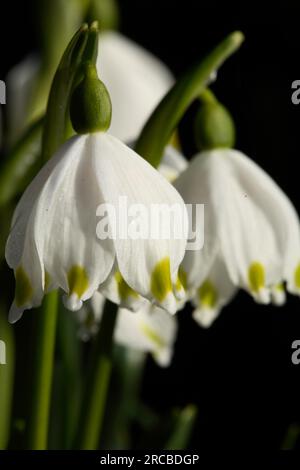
xmin=1 ymin=0 xmax=300 ymax=451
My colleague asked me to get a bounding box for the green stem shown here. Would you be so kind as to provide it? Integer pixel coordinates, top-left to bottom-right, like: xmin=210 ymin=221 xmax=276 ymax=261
xmin=135 ymin=31 xmax=244 ymax=167
xmin=75 ymin=300 xmax=118 ymax=449
xmin=25 ymin=291 xmax=59 ymax=449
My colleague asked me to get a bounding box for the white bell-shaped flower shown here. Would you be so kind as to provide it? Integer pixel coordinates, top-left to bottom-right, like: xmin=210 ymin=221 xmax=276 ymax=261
xmin=6 ymin=133 xmax=188 ymax=323
xmin=174 ymin=148 xmax=300 ymax=326
xmin=5 ymin=65 xmax=187 ymax=323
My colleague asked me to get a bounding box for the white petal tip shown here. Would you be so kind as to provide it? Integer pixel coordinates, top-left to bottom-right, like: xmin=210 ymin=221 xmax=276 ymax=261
xmin=63 ymin=293 xmax=83 ymax=312
xmin=8 ymin=304 xmax=24 ymax=324
xmin=158 ymin=293 xmax=178 ymax=315
xmin=252 ymin=288 xmax=271 ymax=305
xmin=286 ymin=282 xmax=300 ymax=297
xmin=192 ymin=307 xmax=219 ymax=328
xmin=174 ymin=285 xmax=186 ymax=301
xmin=271 ymin=288 xmax=286 ymax=307
xmin=153 ymin=349 xmax=172 ymax=368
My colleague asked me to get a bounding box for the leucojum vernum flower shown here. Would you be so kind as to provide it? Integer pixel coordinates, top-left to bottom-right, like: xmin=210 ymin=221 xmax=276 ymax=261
xmin=174 ymin=91 xmax=300 ymax=327
xmin=5 ymin=62 xmax=188 ymax=323
xmin=2 ymin=3 xmax=300 ymax=452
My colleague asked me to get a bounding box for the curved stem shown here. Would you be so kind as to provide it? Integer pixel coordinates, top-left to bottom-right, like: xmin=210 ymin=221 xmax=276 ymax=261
xmin=75 ymin=300 xmax=118 ymax=449
xmin=25 ymin=291 xmax=59 ymax=449
xmin=135 ymin=31 xmax=244 ymax=167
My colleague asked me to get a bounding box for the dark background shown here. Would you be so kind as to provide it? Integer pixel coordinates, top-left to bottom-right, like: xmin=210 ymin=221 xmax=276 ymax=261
xmin=1 ymin=0 xmax=300 ymax=450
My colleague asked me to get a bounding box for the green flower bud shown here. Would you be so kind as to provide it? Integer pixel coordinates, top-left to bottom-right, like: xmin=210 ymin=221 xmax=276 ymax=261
xmin=70 ymin=62 xmax=112 ymax=134
xmin=194 ymin=90 xmax=236 ymax=150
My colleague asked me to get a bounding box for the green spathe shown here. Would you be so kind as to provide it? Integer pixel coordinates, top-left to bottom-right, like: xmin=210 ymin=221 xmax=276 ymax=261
xmin=70 ymin=62 xmax=112 ymax=134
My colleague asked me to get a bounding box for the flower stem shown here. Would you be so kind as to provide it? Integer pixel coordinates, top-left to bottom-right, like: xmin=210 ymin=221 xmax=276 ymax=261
xmin=75 ymin=300 xmax=118 ymax=449
xmin=25 ymin=291 xmax=59 ymax=449
xmin=135 ymin=31 xmax=244 ymax=167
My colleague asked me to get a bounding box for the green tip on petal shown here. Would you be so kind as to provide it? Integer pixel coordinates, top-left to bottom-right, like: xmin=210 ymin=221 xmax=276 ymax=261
xmin=248 ymin=262 xmax=265 ymax=293
xmin=140 ymin=323 xmax=166 ymax=350
xmin=198 ymin=280 xmax=218 ymax=309
xmin=115 ymin=271 xmax=139 ymax=301
xmin=151 ymin=258 xmax=173 ymax=302
xmin=15 ymin=267 xmax=33 ymax=308
xmin=177 ymin=267 xmax=188 ymax=291
xmin=294 ymin=264 xmax=300 ymax=289
xmin=67 ymin=265 xmax=89 ymax=299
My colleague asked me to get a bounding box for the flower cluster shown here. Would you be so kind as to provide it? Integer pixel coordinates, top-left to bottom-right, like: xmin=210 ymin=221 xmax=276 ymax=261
xmin=5 ymin=22 xmax=300 ymax=368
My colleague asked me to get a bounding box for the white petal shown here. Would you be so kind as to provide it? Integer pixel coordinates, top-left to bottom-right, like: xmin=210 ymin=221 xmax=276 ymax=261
xmin=115 ymin=303 xmax=178 ymax=367
xmin=158 ymin=146 xmax=188 ymax=182
xmin=6 ymin=135 xmax=116 ymax=316
xmin=92 ymin=133 xmax=188 ymax=313
xmin=215 ymin=149 xmax=300 ymax=298
xmin=192 ymin=255 xmax=236 ymax=328
xmin=173 ymin=153 xmax=220 ymax=293
xmin=98 ymin=31 xmax=173 ymax=141
xmin=98 ymin=263 xmax=147 ymax=312
xmin=271 ymin=284 xmax=286 ymax=306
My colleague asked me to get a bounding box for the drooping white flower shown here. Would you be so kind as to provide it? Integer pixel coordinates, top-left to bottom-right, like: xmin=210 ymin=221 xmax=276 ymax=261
xmin=98 ymin=31 xmax=173 ymax=142
xmin=174 ymin=148 xmax=300 ymax=326
xmin=5 ymin=131 xmax=188 ymax=323
xmin=77 ymin=291 xmax=177 ymax=367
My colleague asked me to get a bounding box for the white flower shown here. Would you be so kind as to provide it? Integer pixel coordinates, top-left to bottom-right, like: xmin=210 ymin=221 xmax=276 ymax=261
xmin=98 ymin=31 xmax=173 ymax=142
xmin=174 ymin=148 xmax=300 ymax=326
xmin=5 ymin=133 xmax=188 ymax=323
xmin=79 ymin=292 xmax=178 ymax=367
